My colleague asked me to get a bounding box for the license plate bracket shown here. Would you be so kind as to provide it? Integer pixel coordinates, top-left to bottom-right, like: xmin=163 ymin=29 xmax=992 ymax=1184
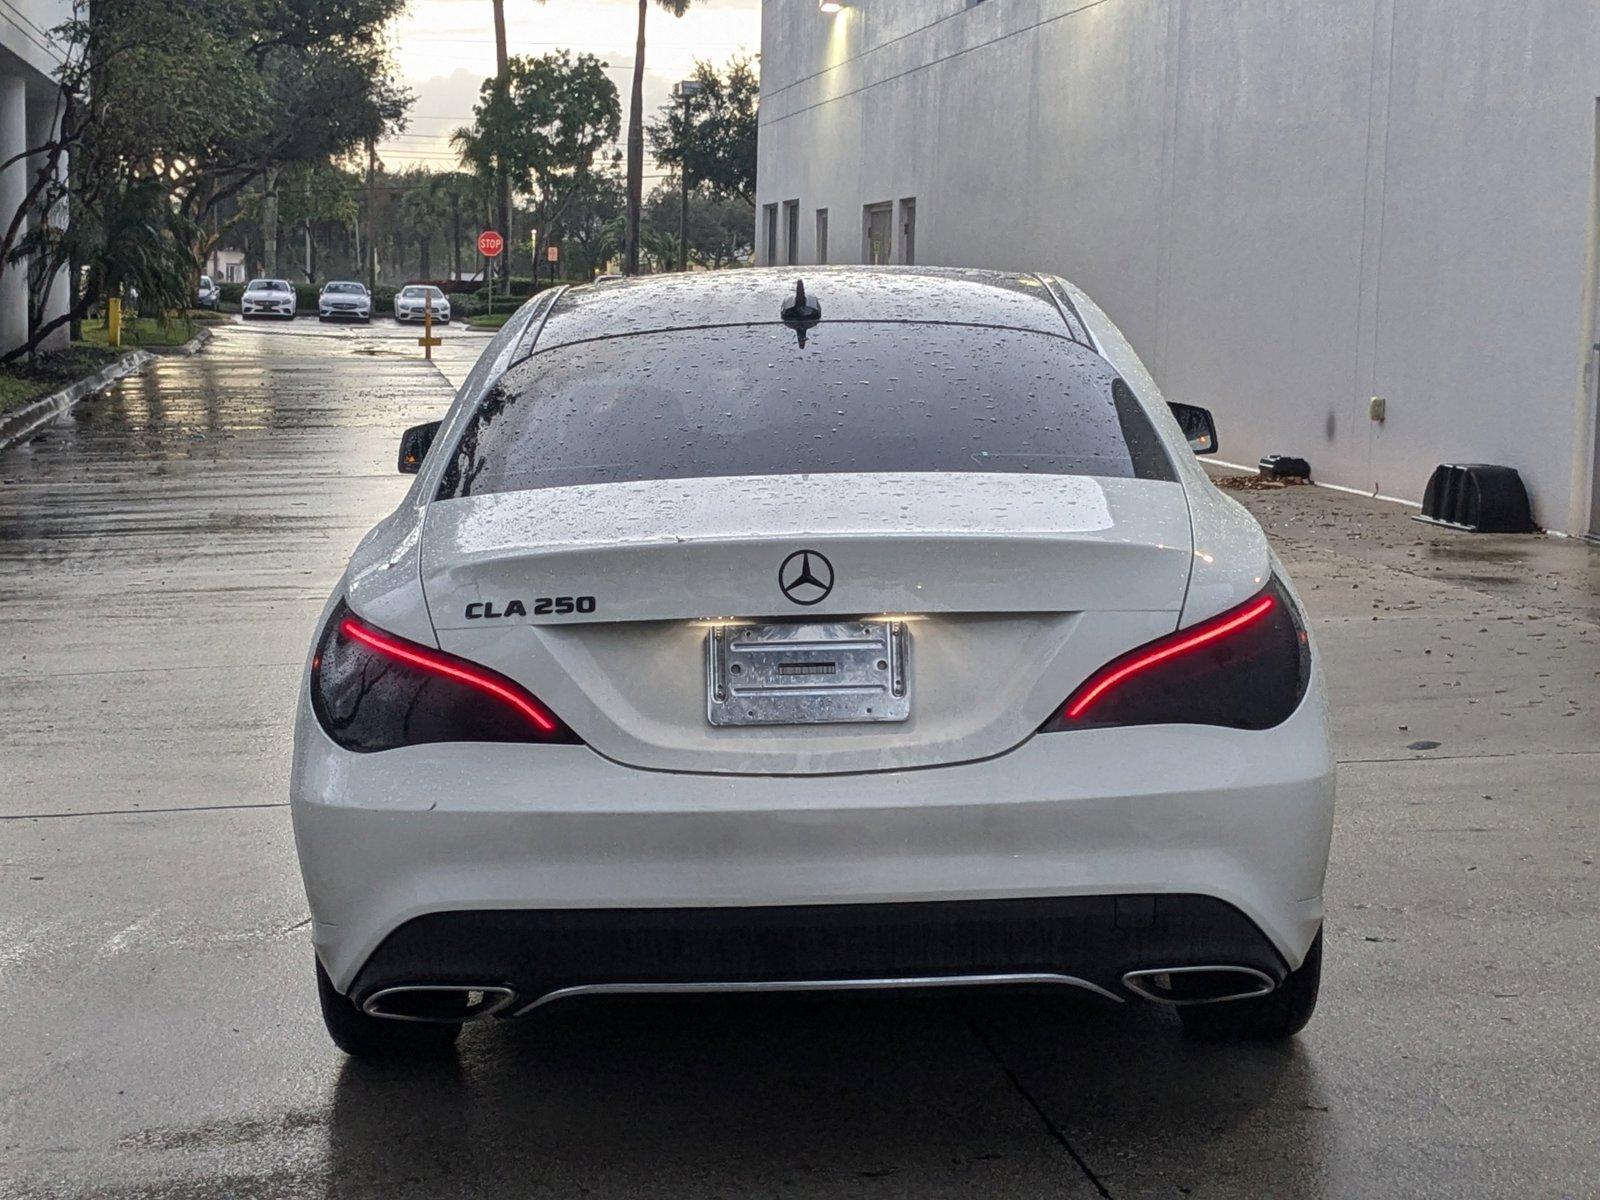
xmin=706 ymin=620 xmax=910 ymax=727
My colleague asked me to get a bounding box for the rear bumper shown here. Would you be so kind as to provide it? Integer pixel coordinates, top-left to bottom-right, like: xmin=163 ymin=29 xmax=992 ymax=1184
xmin=348 ymin=895 xmax=1287 ymax=1013
xmin=292 ymin=673 xmax=1334 ymax=994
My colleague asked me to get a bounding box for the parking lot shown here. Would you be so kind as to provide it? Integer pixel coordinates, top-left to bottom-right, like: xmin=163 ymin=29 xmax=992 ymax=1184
xmin=1 ymin=319 xmax=1597 ymax=1199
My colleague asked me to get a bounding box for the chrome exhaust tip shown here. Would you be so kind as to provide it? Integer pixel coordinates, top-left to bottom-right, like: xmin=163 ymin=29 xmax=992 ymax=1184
xmin=361 ymin=984 xmax=517 ymax=1023
xmin=1120 ymin=965 xmax=1276 ymax=1006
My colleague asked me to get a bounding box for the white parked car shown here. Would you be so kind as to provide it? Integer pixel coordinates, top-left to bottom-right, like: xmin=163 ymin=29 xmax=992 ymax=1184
xmin=196 ymin=275 xmax=220 ymax=310
xmin=394 ymin=284 xmax=450 ymax=324
xmin=240 ymin=278 xmax=296 ymax=319
xmin=292 ymin=268 xmax=1334 ymax=1058
xmin=318 ymin=280 xmax=372 ymax=323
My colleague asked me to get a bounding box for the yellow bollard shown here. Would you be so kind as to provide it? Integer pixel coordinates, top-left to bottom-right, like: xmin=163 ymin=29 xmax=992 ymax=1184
xmin=107 ymin=297 xmax=122 ymax=348
xmin=417 ymin=299 xmax=442 ymax=361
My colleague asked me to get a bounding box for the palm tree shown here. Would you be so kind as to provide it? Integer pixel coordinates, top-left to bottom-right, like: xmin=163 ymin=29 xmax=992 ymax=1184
xmin=623 ymin=0 xmax=692 ymax=275
xmin=488 ymin=0 xmax=546 ymax=285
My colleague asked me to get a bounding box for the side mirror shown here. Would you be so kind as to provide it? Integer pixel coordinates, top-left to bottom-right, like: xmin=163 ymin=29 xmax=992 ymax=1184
xmin=1168 ymin=402 xmax=1218 ymax=455
xmin=398 ymin=421 xmax=441 ymax=474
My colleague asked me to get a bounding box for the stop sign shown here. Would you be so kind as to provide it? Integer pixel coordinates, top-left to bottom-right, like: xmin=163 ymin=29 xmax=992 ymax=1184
xmin=477 ymin=230 xmax=504 ymax=258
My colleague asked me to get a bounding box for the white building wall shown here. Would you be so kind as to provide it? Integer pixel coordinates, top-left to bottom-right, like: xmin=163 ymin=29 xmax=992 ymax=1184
xmin=1 ymin=0 xmax=72 ymax=356
xmin=757 ymin=0 xmax=1600 ymax=535
xmin=1 ymin=0 xmax=71 ymax=81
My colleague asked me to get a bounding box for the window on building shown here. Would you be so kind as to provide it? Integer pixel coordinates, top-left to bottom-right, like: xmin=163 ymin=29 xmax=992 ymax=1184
xmin=783 ymin=200 xmax=800 ymax=266
xmin=762 ymin=203 xmax=778 ymax=266
xmin=815 ymin=209 xmax=829 ymax=264
xmin=898 ymin=198 xmax=917 ymax=265
xmin=864 ymin=202 xmax=892 ymax=265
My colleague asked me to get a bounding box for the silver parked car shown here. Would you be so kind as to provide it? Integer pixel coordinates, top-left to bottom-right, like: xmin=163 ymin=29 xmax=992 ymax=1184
xmin=241 ymin=278 xmax=297 ymax=320
xmin=318 ymin=281 xmax=372 ymax=323
xmin=394 ymin=284 xmax=450 ymax=324
xmin=196 ymin=275 xmax=220 ymax=310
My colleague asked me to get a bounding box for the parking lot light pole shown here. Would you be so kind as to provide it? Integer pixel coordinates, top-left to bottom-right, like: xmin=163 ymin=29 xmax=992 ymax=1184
xmin=672 ymin=79 xmax=704 ymax=273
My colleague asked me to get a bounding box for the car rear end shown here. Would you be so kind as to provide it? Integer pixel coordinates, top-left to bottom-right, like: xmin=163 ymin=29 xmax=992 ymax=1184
xmin=292 ymin=272 xmax=1333 ymax=1048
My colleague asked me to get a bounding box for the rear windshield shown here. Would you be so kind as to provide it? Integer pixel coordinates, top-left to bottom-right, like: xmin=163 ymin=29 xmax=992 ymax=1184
xmin=437 ymin=323 xmax=1174 ymax=499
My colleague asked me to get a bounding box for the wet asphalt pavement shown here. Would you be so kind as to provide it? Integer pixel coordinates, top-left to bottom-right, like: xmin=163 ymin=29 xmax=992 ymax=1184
xmin=2 ymin=319 xmax=1598 ymax=1199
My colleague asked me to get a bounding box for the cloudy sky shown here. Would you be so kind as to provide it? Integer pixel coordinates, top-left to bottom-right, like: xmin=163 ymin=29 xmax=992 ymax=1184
xmin=379 ymin=0 xmax=762 ymax=178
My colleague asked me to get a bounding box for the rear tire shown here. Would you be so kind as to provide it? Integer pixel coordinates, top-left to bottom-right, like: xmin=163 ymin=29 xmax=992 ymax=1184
xmin=315 ymin=955 xmax=462 ymax=1058
xmin=1178 ymin=929 xmax=1322 ymax=1042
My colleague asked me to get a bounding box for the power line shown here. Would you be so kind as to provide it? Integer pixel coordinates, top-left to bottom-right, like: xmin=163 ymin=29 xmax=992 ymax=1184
xmin=394 ymin=35 xmax=751 ymax=50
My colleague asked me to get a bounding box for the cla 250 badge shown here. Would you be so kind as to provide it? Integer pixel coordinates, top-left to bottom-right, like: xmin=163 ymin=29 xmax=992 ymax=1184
xmin=464 ymin=596 xmax=596 ymax=619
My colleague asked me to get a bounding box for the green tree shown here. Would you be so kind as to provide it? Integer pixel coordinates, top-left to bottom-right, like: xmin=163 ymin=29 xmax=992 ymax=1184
xmin=644 ymin=182 xmax=753 ymax=270
xmin=274 ymin=163 xmax=359 ymax=284
xmin=396 ymin=170 xmax=463 ymax=280
xmin=646 ymin=54 xmax=758 ymax=206
xmin=455 ymin=52 xmax=621 ymax=278
xmin=2 ymin=0 xmax=409 ymax=358
xmin=623 ymin=0 xmax=692 ymax=275
xmin=557 ymin=171 xmax=625 ymax=280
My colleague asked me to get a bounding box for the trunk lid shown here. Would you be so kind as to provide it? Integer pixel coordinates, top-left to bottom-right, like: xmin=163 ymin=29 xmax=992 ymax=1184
xmin=419 ymin=472 xmax=1194 ymax=774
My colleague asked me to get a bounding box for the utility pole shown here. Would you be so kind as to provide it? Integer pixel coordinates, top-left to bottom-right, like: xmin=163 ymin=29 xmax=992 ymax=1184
xmin=492 ymin=0 xmax=511 ymax=292
xmin=451 ymin=190 xmax=462 ymax=283
xmin=365 ymin=140 xmax=377 ymax=293
xmin=672 ymin=79 xmax=703 ymax=274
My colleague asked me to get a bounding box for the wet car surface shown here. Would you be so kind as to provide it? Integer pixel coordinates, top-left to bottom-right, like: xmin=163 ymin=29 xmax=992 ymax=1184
xmin=1 ymin=319 xmax=1597 ymax=1198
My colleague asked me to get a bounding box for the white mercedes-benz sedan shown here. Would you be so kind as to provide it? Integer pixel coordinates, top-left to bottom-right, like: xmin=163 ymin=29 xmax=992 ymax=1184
xmin=240 ymin=277 xmax=296 ymax=319
xmin=394 ymin=284 xmax=450 ymax=324
xmin=292 ymin=267 xmax=1334 ymax=1058
xmin=318 ymin=280 xmax=371 ymax=323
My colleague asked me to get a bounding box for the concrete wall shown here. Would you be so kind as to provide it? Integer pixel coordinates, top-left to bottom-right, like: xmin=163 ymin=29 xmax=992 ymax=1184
xmin=756 ymin=0 xmax=1600 ymax=535
xmin=1 ymin=0 xmax=71 ymax=80
xmin=1 ymin=0 xmax=71 ymax=355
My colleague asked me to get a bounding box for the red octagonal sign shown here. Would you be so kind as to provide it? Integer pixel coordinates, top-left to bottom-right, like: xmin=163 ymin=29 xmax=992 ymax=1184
xmin=477 ymin=230 xmax=504 ymax=258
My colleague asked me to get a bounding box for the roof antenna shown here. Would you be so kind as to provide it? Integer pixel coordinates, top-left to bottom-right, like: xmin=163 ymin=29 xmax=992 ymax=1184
xmin=781 ymin=279 xmax=821 ymax=323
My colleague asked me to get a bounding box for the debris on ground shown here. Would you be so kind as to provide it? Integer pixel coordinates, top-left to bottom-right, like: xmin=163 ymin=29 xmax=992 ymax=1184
xmin=1213 ymin=473 xmax=1313 ymax=492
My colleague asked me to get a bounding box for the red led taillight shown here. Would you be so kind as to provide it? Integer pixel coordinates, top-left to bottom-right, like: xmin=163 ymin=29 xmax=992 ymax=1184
xmin=1043 ymin=581 xmax=1310 ymax=733
xmin=310 ymin=602 xmax=578 ymax=752
xmin=1064 ymin=594 xmax=1276 ymax=720
xmin=339 ymin=616 xmax=561 ymax=735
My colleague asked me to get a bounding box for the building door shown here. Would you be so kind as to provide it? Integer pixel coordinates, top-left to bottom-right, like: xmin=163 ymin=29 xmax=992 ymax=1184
xmin=864 ymin=203 xmax=892 ymax=264
xmin=784 ymin=200 xmax=800 ymax=266
xmin=899 ymin=198 xmax=916 ymax=265
xmin=815 ymin=209 xmax=829 ymax=264
xmin=763 ymin=204 xmax=778 ymax=266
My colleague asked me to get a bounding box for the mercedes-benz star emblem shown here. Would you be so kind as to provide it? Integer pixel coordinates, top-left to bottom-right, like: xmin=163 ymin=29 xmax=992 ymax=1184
xmin=778 ymin=549 xmax=834 ymax=606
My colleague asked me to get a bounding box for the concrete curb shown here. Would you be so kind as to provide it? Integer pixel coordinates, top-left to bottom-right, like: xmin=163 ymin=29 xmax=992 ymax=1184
xmin=150 ymin=326 xmax=214 ymax=357
xmin=0 ymin=349 xmax=155 ymax=455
